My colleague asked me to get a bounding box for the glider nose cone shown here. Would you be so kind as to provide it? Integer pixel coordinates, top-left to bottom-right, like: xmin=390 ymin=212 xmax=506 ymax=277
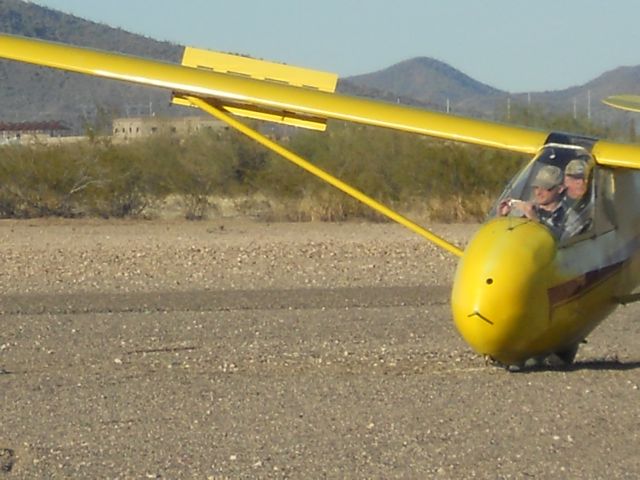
xmin=451 ymin=217 xmax=556 ymax=363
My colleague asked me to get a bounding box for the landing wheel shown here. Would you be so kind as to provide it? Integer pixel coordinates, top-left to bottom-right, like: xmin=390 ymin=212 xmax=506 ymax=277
xmin=553 ymin=343 xmax=580 ymax=365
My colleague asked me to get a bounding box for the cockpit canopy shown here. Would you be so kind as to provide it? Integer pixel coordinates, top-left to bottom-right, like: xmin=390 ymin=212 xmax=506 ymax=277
xmin=492 ymin=143 xmax=598 ymax=244
xmin=497 ymin=144 xmax=594 ymax=205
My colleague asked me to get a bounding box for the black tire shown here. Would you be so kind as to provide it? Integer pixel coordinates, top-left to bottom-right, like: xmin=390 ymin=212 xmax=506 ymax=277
xmin=554 ymin=343 xmax=580 ymax=364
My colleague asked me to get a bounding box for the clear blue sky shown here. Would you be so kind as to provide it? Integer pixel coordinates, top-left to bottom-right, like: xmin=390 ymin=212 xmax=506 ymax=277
xmin=27 ymin=0 xmax=640 ymax=93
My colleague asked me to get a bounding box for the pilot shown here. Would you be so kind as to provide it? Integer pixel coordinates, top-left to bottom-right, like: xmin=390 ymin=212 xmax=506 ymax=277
xmin=499 ymin=165 xmax=566 ymax=238
xmin=561 ymin=158 xmax=593 ymax=239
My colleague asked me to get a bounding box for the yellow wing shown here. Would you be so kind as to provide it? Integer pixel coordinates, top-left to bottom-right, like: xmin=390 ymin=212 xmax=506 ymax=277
xmin=0 ymin=33 xmax=547 ymax=153
xmin=0 ymin=34 xmax=639 ymax=167
xmin=603 ymin=95 xmax=640 ymax=113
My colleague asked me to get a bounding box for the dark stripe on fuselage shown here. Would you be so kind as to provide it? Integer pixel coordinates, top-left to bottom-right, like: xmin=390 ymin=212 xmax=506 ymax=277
xmin=547 ymin=231 xmax=640 ymax=308
xmin=547 ymin=260 xmax=624 ymax=307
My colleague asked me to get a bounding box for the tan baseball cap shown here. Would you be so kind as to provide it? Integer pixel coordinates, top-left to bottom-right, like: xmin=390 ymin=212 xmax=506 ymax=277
xmin=531 ymin=165 xmax=563 ymax=189
xmin=565 ymin=159 xmax=587 ymax=178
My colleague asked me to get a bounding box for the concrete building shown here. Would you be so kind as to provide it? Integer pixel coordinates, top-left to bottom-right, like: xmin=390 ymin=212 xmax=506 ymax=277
xmin=112 ymin=116 xmax=226 ymax=142
xmin=0 ymin=121 xmax=70 ymax=145
xmin=0 ymin=116 xmax=228 ymax=145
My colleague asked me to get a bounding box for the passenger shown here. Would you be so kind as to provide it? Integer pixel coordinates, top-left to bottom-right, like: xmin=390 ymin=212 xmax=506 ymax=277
xmin=561 ymin=159 xmax=593 ymax=239
xmin=563 ymin=159 xmax=589 ymax=207
xmin=499 ymin=165 xmax=565 ymax=238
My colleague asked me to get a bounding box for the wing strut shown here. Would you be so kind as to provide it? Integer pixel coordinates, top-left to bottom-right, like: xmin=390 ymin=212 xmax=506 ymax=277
xmin=183 ymin=95 xmax=464 ymax=258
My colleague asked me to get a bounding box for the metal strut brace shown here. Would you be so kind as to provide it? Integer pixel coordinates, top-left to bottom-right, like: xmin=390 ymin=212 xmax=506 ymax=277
xmin=185 ymin=95 xmax=464 ymax=258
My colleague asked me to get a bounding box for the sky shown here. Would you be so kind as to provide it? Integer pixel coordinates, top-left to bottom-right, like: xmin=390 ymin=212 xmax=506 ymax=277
xmin=25 ymin=0 xmax=640 ymax=93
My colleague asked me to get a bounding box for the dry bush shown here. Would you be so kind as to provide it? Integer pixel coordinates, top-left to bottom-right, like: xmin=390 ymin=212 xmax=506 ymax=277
xmin=0 ymin=122 xmax=528 ymax=222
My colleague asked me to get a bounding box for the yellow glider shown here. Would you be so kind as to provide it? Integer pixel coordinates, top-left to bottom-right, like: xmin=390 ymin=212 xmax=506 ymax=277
xmin=1 ymin=33 xmax=640 ymax=369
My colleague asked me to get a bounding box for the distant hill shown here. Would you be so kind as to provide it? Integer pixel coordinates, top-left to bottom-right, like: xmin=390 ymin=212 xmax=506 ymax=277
xmin=341 ymin=57 xmax=640 ymax=124
xmin=508 ymin=65 xmax=640 ymax=124
xmin=342 ymin=57 xmax=503 ymax=110
xmin=1 ymin=0 xmax=640 ymax=132
xmin=0 ymin=0 xmax=186 ymax=131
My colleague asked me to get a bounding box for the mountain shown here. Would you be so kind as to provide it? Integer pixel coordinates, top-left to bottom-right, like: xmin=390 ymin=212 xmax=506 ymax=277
xmin=508 ymin=65 xmax=640 ymax=123
xmin=342 ymin=57 xmax=640 ymax=124
xmin=342 ymin=57 xmax=503 ymax=110
xmin=0 ymin=0 xmax=187 ymax=131
xmin=1 ymin=0 xmax=639 ymax=131
xmin=337 ymin=58 xmax=511 ymax=120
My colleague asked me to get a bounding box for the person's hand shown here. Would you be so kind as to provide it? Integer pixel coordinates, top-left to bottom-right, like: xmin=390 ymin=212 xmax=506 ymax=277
xmin=517 ymin=200 xmax=536 ymax=220
xmin=498 ymin=199 xmax=511 ymax=216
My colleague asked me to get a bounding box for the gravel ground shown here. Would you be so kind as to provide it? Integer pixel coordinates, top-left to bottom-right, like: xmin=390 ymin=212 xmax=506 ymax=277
xmin=0 ymin=218 xmax=638 ymax=479
xmin=0 ymin=218 xmax=466 ymax=294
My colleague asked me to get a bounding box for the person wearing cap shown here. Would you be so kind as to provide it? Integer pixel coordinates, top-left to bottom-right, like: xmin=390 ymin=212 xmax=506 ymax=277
xmin=561 ymin=158 xmax=593 ymax=240
xmin=498 ymin=164 xmax=566 ymax=238
xmin=563 ymin=159 xmax=589 ymax=208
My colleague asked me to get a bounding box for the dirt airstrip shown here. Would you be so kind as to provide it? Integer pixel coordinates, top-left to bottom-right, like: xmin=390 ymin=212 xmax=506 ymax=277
xmin=0 ymin=219 xmax=638 ymax=478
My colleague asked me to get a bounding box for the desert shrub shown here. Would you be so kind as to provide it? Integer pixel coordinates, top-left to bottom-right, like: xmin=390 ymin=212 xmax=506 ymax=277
xmin=78 ymin=139 xmax=167 ymax=218
xmin=169 ymin=129 xmax=242 ymax=219
xmin=0 ymin=143 xmax=100 ymax=217
xmin=253 ymin=122 xmax=527 ymax=221
xmin=0 ymin=113 xmax=571 ymax=222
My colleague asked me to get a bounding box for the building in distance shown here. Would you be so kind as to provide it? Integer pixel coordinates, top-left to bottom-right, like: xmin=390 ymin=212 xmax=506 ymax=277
xmin=112 ymin=116 xmax=226 ymax=142
xmin=0 ymin=121 xmax=70 ymax=145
